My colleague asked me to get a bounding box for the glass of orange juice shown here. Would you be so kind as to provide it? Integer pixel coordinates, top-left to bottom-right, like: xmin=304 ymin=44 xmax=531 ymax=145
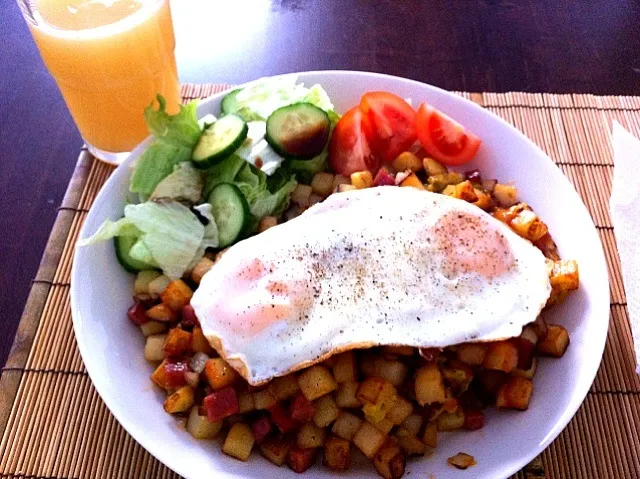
xmin=17 ymin=0 xmax=181 ymax=164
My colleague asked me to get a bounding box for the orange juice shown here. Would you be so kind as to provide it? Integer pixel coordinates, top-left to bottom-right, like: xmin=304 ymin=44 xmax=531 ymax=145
xmin=28 ymin=0 xmax=180 ymax=154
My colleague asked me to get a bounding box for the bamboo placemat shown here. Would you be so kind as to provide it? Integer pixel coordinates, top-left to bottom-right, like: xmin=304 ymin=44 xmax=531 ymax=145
xmin=1 ymin=84 xmax=639 ymax=479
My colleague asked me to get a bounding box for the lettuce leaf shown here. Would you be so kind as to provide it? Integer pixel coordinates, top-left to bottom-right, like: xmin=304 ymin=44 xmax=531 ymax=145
xmin=79 ymin=201 xmax=216 ymax=279
xmin=130 ymin=96 xmax=202 ymax=197
xmin=229 ymin=76 xmax=336 ymax=121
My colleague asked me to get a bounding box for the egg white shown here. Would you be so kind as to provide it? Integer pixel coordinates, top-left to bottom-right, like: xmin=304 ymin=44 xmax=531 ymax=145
xmin=192 ymin=186 xmax=551 ymax=385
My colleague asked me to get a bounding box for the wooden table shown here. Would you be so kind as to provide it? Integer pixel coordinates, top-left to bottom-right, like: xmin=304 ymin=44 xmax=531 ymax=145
xmin=1 ymin=0 xmax=639 ymax=368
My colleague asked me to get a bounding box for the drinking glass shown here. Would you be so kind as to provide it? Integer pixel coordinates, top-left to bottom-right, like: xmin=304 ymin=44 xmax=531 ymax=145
xmin=17 ymin=0 xmax=181 ymax=164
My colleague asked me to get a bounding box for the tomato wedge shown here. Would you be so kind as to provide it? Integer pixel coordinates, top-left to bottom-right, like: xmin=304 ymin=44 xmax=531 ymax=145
xmin=360 ymin=92 xmax=417 ymax=163
xmin=328 ymin=106 xmax=378 ymax=176
xmin=415 ymin=103 xmax=481 ymax=166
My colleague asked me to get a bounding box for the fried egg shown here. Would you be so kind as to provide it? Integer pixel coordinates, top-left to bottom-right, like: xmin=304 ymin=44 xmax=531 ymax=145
xmin=191 ymin=186 xmax=551 ymax=385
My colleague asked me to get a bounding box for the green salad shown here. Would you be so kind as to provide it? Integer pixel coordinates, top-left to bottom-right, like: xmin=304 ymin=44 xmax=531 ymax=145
xmin=80 ymin=76 xmax=340 ymax=279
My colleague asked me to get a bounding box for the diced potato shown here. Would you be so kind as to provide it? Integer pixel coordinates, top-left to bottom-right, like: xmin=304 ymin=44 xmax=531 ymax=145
xmin=336 ymin=381 xmax=361 ymax=408
xmin=184 ymin=371 xmax=199 ymax=388
xmin=493 ymin=183 xmax=518 ymax=207
xmin=313 ymin=394 xmax=340 ymax=428
xmin=548 ymin=260 xmax=580 ymax=305
xmin=532 ymin=314 xmax=549 ymax=340
xmin=448 ymin=452 xmax=477 ymax=470
xmin=441 ymin=361 xmax=473 ymax=394
xmin=190 ymin=327 xmax=215 ymax=355
xmin=422 ymin=421 xmax=437 ymax=448
xmin=496 ymin=376 xmax=533 ymax=410
xmin=393 ymin=152 xmax=423 ymax=172
xmin=400 ymin=172 xmax=426 ymax=190
xmin=222 ymin=423 xmax=255 ymax=461
xmin=510 ymin=207 xmax=548 ymax=242
xmin=351 ymin=170 xmax=374 ymax=189
xmin=298 ymin=365 xmax=338 ymax=401
xmin=150 ymin=359 xmax=168 ymax=390
xmin=260 ymin=436 xmax=292 ymax=466
xmin=441 ymin=184 xmax=456 ymax=197
xmin=538 ymin=324 xmax=570 ymax=357
xmin=287 ymin=447 xmax=317 ymax=473
xmin=456 ymin=343 xmax=488 ymax=366
xmin=399 ymin=413 xmax=423 ymax=437
xmin=253 ymin=386 xmax=277 ymax=410
xmin=353 ymin=421 xmax=387 ymax=458
xmin=237 ymin=390 xmax=255 ymax=414
xmin=160 ymin=279 xmax=193 ymax=312
xmin=374 ymin=440 xmax=406 ymax=479
xmin=332 ymin=174 xmax=350 ymax=190
xmin=323 ymin=435 xmax=351 ymax=471
xmin=311 ymin=172 xmax=335 ymax=197
xmin=273 ymin=374 xmax=301 ymax=400
xmin=513 ymin=356 xmax=538 ymax=380
xmin=370 ymin=417 xmax=394 ymax=435
xmin=520 ymin=324 xmax=540 ymax=345
xmin=144 ymin=334 xmax=167 ymax=362
xmin=415 ymin=364 xmax=446 ymax=406
xmin=383 ymin=346 xmax=414 ymax=357
xmin=308 ymin=193 xmax=323 ymax=207
xmin=436 ymin=410 xmax=465 ymax=431
xmin=146 ymin=303 xmax=177 ymax=323
xmin=386 ymin=397 xmax=413 ymax=425
xmin=395 ymin=434 xmax=426 ymax=456
xmin=334 ymin=184 xmax=357 ymax=193
xmin=148 ymin=274 xmax=171 ymax=298
xmin=473 ymin=188 xmax=493 ymax=210
xmin=332 ymin=351 xmax=358 ymax=383
xmin=190 ymin=257 xmax=214 ymax=285
xmin=297 ymin=422 xmax=327 ymax=449
xmin=163 ymin=328 xmax=192 ymax=356
xmin=534 ymin=233 xmax=561 ymax=260
xmin=454 ymin=180 xmax=479 ymax=202
xmin=257 ymin=216 xmax=278 ymax=233
xmin=164 ymin=386 xmax=194 ymax=414
xmin=291 ymin=184 xmax=313 ymax=207
xmin=423 ymin=157 xmax=448 ymax=177
xmin=357 ymin=378 xmax=397 ymax=423
xmin=331 ymin=411 xmax=363 ymax=441
xmin=134 ymin=270 xmax=161 ymax=295
xmin=204 ymin=358 xmax=238 ymax=391
xmin=186 ymin=406 xmax=222 ymax=439
xmin=482 ymin=341 xmax=518 ymax=373
xmin=140 ymin=321 xmax=167 ymax=337
xmin=374 ymin=358 xmax=409 ymax=387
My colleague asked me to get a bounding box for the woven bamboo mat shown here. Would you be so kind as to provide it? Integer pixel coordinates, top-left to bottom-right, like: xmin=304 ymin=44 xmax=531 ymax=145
xmin=1 ymin=84 xmax=639 ymax=479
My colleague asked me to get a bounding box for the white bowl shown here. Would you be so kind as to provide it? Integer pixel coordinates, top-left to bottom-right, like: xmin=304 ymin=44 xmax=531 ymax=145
xmin=71 ymin=71 xmax=609 ymax=479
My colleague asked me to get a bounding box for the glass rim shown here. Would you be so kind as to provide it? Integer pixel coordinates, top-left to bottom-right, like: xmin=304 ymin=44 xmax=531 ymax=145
xmin=16 ymin=0 xmax=168 ymax=39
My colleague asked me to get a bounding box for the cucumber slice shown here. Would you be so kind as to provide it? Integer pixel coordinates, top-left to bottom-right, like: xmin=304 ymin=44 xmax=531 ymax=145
xmin=192 ymin=114 xmax=248 ymax=169
xmin=221 ymin=88 xmax=242 ymax=115
xmin=208 ymin=183 xmax=250 ymax=247
xmin=114 ymin=235 xmax=156 ymax=273
xmin=265 ymin=102 xmax=330 ymax=159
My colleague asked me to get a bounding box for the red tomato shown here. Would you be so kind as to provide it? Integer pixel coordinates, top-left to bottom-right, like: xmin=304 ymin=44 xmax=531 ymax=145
xmin=360 ymin=91 xmax=417 ymax=162
xmin=415 ymin=103 xmax=482 ymax=165
xmin=328 ymin=106 xmax=378 ymax=176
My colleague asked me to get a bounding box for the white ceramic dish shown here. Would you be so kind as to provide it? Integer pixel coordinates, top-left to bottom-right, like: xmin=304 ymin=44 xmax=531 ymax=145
xmin=71 ymin=71 xmax=609 ymax=479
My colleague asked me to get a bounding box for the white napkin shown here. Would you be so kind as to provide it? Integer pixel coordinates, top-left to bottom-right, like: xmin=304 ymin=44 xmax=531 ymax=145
xmin=609 ymin=121 xmax=640 ymax=374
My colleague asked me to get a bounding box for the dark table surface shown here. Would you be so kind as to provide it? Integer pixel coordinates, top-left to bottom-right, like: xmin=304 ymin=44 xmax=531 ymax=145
xmin=1 ymin=0 xmax=639 ymax=368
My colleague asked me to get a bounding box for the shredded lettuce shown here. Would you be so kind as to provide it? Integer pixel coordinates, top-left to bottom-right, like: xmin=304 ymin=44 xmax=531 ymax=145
xmin=79 ymin=201 xmax=216 ymax=279
xmin=228 ymin=76 xmax=336 ymax=121
xmin=130 ymin=96 xmax=202 ymax=197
